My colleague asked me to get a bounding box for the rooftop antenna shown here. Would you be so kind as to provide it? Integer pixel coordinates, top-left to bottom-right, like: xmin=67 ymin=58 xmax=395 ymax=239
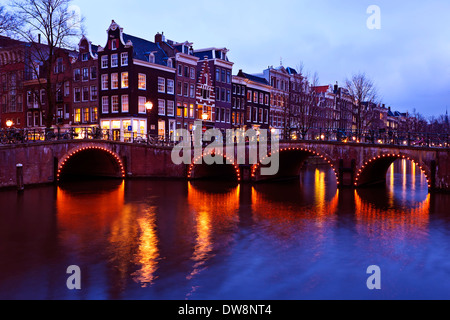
xmin=280 ymin=57 xmax=283 ymax=66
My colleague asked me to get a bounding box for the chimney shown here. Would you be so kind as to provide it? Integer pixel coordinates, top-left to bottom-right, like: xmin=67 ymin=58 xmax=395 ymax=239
xmin=155 ymin=32 xmax=162 ymax=44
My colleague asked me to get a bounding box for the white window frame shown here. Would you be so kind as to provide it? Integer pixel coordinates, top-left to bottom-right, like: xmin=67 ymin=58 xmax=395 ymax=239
xmin=102 ymin=96 xmax=109 ymax=114
xmin=111 ymin=95 xmax=119 ymax=113
xmin=101 ymin=55 xmax=108 ymax=69
xmin=121 ymin=52 xmax=128 ymax=66
xmin=158 ymin=99 xmax=166 ymax=115
xmin=158 ymin=77 xmax=165 ymax=93
xmin=101 ymin=74 xmax=109 ymax=90
xmin=138 ymin=96 xmax=146 ymax=114
xmin=111 ymin=54 xmax=118 ymax=68
xmin=111 ymin=73 xmax=119 ymax=90
xmin=121 ymin=95 xmax=129 ymax=113
xmin=167 ymin=100 xmax=175 ymax=116
xmin=138 ymin=73 xmax=146 ymax=90
xmin=167 ymin=79 xmax=174 ymax=94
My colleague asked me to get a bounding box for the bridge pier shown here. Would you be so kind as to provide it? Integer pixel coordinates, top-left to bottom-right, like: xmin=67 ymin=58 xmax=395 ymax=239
xmin=337 ymin=159 xmax=356 ymax=188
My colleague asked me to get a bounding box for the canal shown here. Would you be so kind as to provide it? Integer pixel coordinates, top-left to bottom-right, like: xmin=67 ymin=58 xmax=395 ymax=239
xmin=0 ymin=160 xmax=449 ymax=300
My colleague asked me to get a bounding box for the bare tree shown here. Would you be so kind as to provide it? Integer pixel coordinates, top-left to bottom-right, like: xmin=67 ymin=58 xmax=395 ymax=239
xmin=291 ymin=70 xmax=321 ymax=140
xmin=0 ymin=6 xmax=18 ymax=35
xmin=9 ymin=0 xmax=83 ymax=129
xmin=345 ymin=72 xmax=379 ymax=137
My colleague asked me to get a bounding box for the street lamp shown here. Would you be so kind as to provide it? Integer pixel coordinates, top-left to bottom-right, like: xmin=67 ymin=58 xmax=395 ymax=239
xmin=202 ymin=113 xmax=209 ymax=121
xmin=6 ymin=120 xmax=14 ymax=128
xmin=145 ymin=101 xmax=153 ymax=111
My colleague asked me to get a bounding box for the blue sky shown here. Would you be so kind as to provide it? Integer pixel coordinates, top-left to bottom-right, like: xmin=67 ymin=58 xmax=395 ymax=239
xmin=73 ymin=0 xmax=450 ymax=117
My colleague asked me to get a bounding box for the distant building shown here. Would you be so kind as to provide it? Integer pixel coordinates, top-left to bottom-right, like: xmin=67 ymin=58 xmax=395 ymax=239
xmin=193 ymin=47 xmax=234 ymax=134
xmin=233 ymin=70 xmax=271 ymax=131
xmin=157 ymin=34 xmax=199 ymax=137
xmin=71 ymin=36 xmax=99 ymax=134
xmin=259 ymin=65 xmax=290 ymax=138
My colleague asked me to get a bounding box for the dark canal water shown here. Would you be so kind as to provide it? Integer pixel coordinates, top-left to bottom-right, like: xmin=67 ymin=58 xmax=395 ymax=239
xmin=1 ymin=160 xmax=449 ymax=300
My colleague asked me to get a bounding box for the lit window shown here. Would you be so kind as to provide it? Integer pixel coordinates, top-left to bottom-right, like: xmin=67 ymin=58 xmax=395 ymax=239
xmin=74 ymin=108 xmax=81 ymax=123
xmin=122 ymin=95 xmax=129 ymax=113
xmin=83 ymin=108 xmax=90 ymax=123
xmin=138 ymin=73 xmax=146 ymax=90
xmin=121 ymin=72 xmax=128 ymax=88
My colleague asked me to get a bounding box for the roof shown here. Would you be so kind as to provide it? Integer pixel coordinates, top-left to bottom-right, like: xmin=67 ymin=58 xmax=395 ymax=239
xmin=237 ymin=70 xmax=269 ymax=85
xmin=312 ymin=86 xmax=329 ymax=94
xmin=193 ymin=48 xmax=229 ymax=62
xmin=123 ymin=33 xmax=169 ymax=66
xmin=286 ymin=67 xmax=298 ymax=75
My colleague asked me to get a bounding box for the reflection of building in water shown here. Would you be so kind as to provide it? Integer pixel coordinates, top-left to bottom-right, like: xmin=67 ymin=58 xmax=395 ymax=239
xmin=186 ymin=183 xmax=240 ymax=281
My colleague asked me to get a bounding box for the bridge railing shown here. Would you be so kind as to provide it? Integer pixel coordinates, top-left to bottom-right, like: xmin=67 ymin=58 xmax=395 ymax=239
xmin=0 ymin=127 xmax=177 ymax=148
xmin=0 ymin=127 xmax=449 ymax=149
xmin=281 ymin=128 xmax=450 ymax=148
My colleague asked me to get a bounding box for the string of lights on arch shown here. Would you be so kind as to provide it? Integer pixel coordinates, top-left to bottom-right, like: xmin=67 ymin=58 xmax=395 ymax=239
xmin=251 ymin=147 xmax=340 ymax=186
xmin=187 ymin=149 xmax=241 ymax=182
xmin=355 ymin=153 xmax=431 ymax=188
xmin=56 ymin=146 xmax=126 ymax=182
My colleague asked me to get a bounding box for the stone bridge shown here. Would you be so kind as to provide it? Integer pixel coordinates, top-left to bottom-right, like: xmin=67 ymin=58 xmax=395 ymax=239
xmin=0 ymin=140 xmax=449 ymax=192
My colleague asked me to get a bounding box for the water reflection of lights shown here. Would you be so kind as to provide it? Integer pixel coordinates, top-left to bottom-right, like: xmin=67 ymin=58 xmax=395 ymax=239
xmin=56 ymin=180 xmax=125 ymax=231
xmin=251 ymin=169 xmax=339 ymax=235
xmin=186 ymin=182 xmax=240 ymax=281
xmin=355 ymin=190 xmax=430 ymax=242
xmin=132 ymin=208 xmax=160 ymax=287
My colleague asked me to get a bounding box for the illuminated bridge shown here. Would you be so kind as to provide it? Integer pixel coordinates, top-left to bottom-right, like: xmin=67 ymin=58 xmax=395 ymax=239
xmin=0 ymin=136 xmax=449 ymax=192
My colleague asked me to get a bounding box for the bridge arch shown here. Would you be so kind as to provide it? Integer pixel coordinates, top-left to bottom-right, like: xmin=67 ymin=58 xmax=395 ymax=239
xmin=251 ymin=146 xmax=340 ymax=185
xmin=57 ymin=145 xmax=126 ymax=182
xmin=188 ymin=151 xmax=241 ymax=182
xmin=355 ymin=153 xmax=431 ymax=189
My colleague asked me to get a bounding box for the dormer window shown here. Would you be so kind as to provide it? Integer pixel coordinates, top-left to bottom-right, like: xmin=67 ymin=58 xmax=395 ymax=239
xmin=149 ymin=53 xmax=155 ymax=64
xmin=167 ymin=58 xmax=173 ymax=68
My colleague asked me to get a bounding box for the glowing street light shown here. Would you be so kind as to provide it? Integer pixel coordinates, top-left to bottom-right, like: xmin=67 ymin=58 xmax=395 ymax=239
xmin=202 ymin=113 xmax=209 ymax=121
xmin=6 ymin=120 xmax=14 ymax=128
xmin=145 ymin=101 xmax=153 ymax=111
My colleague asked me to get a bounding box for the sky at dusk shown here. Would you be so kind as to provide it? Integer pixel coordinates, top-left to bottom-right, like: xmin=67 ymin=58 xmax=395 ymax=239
xmin=71 ymin=0 xmax=450 ymax=117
